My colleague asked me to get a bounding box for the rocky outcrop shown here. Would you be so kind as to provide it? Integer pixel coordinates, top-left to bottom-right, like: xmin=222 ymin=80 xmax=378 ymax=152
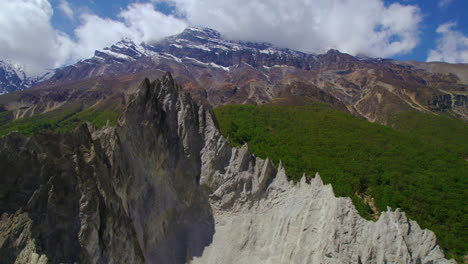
xmin=109 ymin=74 xmax=215 ymax=263
xmin=195 ymin=163 xmax=450 ymax=263
xmin=0 ymin=127 xmax=143 ymax=263
xmin=0 ymin=73 xmax=455 ymax=263
xmin=429 ymin=93 xmax=468 ymax=119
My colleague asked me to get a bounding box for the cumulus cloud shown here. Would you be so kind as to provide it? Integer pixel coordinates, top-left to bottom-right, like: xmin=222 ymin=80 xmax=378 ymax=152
xmin=0 ymin=0 xmax=75 ymax=75
xmin=71 ymin=3 xmax=186 ymax=62
xmin=59 ymin=0 xmax=74 ymax=20
xmin=165 ymin=0 xmax=421 ymax=57
xmin=119 ymin=3 xmax=187 ymax=43
xmin=427 ymin=22 xmax=468 ymax=63
xmin=72 ymin=15 xmax=134 ymax=61
xmin=72 ymin=4 xmax=186 ymax=60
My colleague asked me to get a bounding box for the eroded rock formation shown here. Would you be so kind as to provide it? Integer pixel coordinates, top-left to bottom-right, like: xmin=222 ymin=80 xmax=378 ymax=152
xmin=0 ymin=73 xmax=455 ymax=263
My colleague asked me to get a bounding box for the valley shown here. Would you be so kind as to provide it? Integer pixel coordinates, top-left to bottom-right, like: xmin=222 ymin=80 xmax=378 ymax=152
xmin=0 ymin=74 xmax=458 ymax=263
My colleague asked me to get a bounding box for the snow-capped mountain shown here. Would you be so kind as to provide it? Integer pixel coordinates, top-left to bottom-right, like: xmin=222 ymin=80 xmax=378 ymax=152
xmin=145 ymin=27 xmax=313 ymax=68
xmin=0 ymin=60 xmax=52 ymax=95
xmin=0 ymin=61 xmax=30 ymax=95
xmin=95 ymin=27 xmax=312 ymax=66
xmin=44 ymin=27 xmax=318 ymax=84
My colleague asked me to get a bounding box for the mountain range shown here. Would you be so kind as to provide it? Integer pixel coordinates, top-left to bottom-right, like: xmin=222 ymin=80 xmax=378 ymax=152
xmin=1 ymin=27 xmax=467 ymax=124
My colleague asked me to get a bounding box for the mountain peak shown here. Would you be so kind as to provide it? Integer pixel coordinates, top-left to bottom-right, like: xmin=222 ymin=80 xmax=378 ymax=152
xmin=113 ymin=38 xmax=138 ymax=48
xmin=0 ymin=60 xmax=25 ymax=73
xmin=0 ymin=60 xmax=34 ymax=94
xmin=183 ymin=26 xmax=221 ymax=39
xmin=326 ymin=49 xmax=342 ymax=55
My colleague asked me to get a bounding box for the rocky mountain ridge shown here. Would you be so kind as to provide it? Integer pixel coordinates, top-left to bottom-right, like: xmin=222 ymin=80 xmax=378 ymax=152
xmin=0 ymin=73 xmax=455 ymax=263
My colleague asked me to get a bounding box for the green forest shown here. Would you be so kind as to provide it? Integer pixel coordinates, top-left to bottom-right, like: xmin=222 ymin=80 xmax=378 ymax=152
xmin=213 ymin=102 xmax=467 ymax=261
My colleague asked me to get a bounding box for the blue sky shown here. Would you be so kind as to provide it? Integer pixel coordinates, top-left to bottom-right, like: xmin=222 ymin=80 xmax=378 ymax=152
xmin=385 ymin=0 xmax=468 ymax=61
xmin=49 ymin=0 xmax=179 ymax=37
xmin=1 ymin=0 xmax=467 ymax=75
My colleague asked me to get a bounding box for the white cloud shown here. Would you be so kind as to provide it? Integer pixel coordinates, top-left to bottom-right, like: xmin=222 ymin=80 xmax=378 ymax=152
xmin=165 ymin=0 xmax=421 ymax=58
xmin=70 ymin=3 xmax=187 ymax=62
xmin=59 ymin=0 xmax=74 ymax=20
xmin=427 ymin=23 xmax=468 ymax=63
xmin=72 ymin=14 xmax=134 ymax=62
xmin=438 ymin=0 xmax=453 ymax=8
xmin=119 ymin=3 xmax=187 ymax=43
xmin=0 ymin=0 xmax=75 ymax=75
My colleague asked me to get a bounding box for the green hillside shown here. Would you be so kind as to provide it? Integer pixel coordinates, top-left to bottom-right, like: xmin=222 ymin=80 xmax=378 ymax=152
xmin=213 ymin=102 xmax=467 ymax=261
xmin=0 ymin=106 xmax=121 ymax=137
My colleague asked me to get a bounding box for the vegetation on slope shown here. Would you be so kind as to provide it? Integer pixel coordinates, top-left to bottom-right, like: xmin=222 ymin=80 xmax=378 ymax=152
xmin=391 ymin=111 xmax=467 ymax=158
xmin=0 ymin=106 xmax=121 ymax=136
xmin=214 ymin=102 xmax=467 ymax=261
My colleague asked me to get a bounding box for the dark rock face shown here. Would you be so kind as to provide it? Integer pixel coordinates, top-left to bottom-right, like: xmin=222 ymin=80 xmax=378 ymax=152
xmin=0 ymin=73 xmax=215 ymax=263
xmin=111 ymin=75 xmax=215 ymax=263
xmin=429 ymin=94 xmax=453 ymax=112
xmin=428 ymin=93 xmax=468 ymax=119
xmin=0 ymin=127 xmax=144 ymax=263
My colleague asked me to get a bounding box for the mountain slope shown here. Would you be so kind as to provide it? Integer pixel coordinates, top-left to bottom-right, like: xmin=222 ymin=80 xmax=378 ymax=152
xmin=0 ymin=74 xmax=455 ymax=263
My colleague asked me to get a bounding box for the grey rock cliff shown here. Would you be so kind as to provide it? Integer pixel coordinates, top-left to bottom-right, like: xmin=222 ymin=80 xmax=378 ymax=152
xmin=0 ymin=73 xmax=455 ymax=263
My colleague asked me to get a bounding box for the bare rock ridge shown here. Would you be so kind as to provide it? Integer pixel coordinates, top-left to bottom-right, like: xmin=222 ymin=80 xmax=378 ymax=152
xmin=0 ymin=73 xmax=455 ymax=263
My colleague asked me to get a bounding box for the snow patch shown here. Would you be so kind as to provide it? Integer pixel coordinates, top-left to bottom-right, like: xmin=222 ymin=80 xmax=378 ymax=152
xmin=183 ymin=57 xmax=230 ymax=71
xmin=159 ymin=53 xmax=183 ymax=63
xmin=260 ymin=48 xmax=277 ymax=55
xmin=100 ymin=49 xmax=135 ymax=61
xmin=185 ymin=43 xmax=212 ymax=51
